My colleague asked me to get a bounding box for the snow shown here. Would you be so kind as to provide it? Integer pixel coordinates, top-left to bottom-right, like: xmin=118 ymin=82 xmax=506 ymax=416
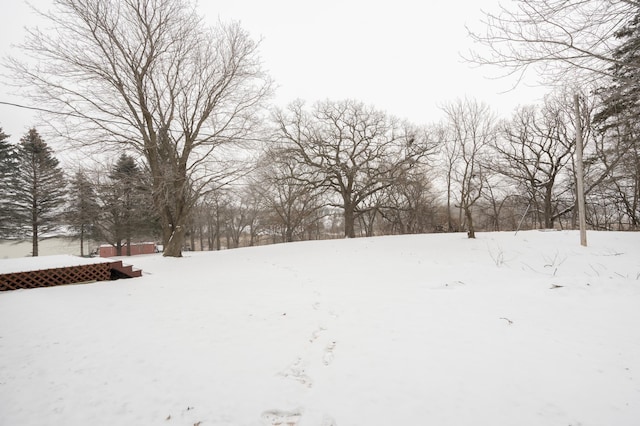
xmin=0 ymin=254 xmax=113 ymax=274
xmin=0 ymin=230 xmax=639 ymax=426
xmin=0 ymin=237 xmax=98 ymax=259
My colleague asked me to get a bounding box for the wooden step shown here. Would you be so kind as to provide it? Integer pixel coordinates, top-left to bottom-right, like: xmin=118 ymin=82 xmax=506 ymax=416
xmin=108 ymin=261 xmax=143 ymax=279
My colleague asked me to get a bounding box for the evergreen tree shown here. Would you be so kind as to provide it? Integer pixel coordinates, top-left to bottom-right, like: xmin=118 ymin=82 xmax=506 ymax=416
xmin=95 ymin=154 xmax=158 ymax=255
xmin=11 ymin=128 xmax=67 ymax=256
xmin=594 ymin=13 xmax=640 ymax=133
xmin=0 ymin=127 xmax=17 ymax=237
xmin=66 ymin=170 xmax=100 ymax=256
xmin=593 ymin=13 xmax=640 ymax=227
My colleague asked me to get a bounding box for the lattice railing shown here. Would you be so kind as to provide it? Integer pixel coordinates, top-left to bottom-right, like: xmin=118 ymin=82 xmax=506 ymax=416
xmin=0 ymin=263 xmax=112 ymax=291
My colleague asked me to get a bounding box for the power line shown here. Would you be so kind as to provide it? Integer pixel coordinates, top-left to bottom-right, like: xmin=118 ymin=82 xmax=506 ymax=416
xmin=0 ymin=100 xmax=86 ymax=119
xmin=0 ymin=100 xmax=136 ymax=127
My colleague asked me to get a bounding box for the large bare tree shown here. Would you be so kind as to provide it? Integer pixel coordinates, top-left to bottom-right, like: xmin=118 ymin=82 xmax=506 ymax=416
xmin=272 ymin=99 xmax=435 ymax=238
xmin=8 ymin=0 xmax=271 ymax=256
xmin=492 ymin=100 xmax=574 ymax=229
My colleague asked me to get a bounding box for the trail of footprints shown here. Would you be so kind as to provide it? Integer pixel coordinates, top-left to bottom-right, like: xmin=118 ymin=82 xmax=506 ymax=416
xmin=278 ymin=327 xmax=337 ymax=388
xmin=265 ymin=300 xmax=338 ymax=425
xmin=261 ymin=410 xmax=337 ymax=426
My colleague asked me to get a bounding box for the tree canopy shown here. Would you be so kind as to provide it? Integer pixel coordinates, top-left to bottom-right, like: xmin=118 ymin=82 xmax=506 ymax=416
xmin=9 ymin=0 xmax=271 ymax=256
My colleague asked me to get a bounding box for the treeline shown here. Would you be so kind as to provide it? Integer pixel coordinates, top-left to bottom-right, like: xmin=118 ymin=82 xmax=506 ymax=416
xmin=5 ymin=0 xmax=639 ymax=256
xmin=187 ymin=89 xmax=638 ymax=249
xmin=1 ymin=81 xmax=638 ymax=255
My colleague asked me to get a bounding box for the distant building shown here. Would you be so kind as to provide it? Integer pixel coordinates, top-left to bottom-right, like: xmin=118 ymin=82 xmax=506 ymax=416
xmin=98 ymin=242 xmax=158 ymax=257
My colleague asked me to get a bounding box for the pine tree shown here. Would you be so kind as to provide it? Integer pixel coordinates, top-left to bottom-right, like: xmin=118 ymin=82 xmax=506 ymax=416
xmin=95 ymin=154 xmax=158 ymax=255
xmin=110 ymin=154 xmax=139 ymax=256
xmin=593 ymin=13 xmax=640 ymax=133
xmin=593 ymin=13 xmax=640 ymax=227
xmin=0 ymin=127 xmax=17 ymax=237
xmin=66 ymin=170 xmax=100 ymax=256
xmin=11 ymin=128 xmax=67 ymax=256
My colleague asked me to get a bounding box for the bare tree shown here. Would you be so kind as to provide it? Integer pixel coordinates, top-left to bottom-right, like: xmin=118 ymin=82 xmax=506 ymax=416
xmin=272 ymin=99 xmax=435 ymax=238
xmin=240 ymin=183 xmax=268 ymax=247
xmin=438 ymin=123 xmax=460 ymax=232
xmin=223 ymin=195 xmax=252 ymax=249
xmin=491 ymin=99 xmax=574 ymax=229
xmin=253 ymin=149 xmax=325 ymax=243
xmin=196 ymin=189 xmax=228 ymax=251
xmin=8 ymin=0 xmax=271 ymax=257
xmin=467 ymin=0 xmax=639 ymax=83
xmin=441 ymin=98 xmax=496 ymax=238
xmin=476 ymin=173 xmax=512 ymax=232
xmin=378 ymin=166 xmax=438 ymax=235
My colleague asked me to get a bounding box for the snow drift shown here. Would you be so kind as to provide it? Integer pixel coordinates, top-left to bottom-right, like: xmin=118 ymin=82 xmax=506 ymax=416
xmin=0 ymin=230 xmax=639 ymax=426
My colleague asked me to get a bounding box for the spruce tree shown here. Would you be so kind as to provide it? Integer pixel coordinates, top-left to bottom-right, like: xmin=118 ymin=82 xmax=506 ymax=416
xmin=593 ymin=13 xmax=640 ymax=227
xmin=12 ymin=128 xmax=67 ymax=256
xmin=0 ymin=128 xmax=17 ymax=237
xmin=110 ymin=154 xmax=140 ymax=256
xmin=95 ymin=154 xmax=158 ymax=255
xmin=594 ymin=13 xmax=640 ymax=133
xmin=66 ymin=170 xmax=100 ymax=256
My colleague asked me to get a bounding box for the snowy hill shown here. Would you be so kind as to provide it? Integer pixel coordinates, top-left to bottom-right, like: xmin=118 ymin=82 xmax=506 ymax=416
xmin=1 ymin=230 xmax=639 ymax=426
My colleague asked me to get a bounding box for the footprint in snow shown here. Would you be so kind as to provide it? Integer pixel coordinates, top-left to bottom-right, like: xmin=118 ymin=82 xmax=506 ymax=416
xmin=323 ymin=341 xmax=337 ymax=366
xmin=261 ymin=409 xmax=302 ymax=426
xmin=279 ymin=357 xmax=313 ymax=388
xmin=309 ymin=326 xmax=327 ymax=343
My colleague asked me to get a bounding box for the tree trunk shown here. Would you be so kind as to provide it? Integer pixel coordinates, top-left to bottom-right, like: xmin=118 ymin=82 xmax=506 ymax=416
xmin=80 ymin=224 xmax=85 ymax=257
xmin=544 ymin=184 xmax=554 ymax=229
xmin=157 ymin=193 xmax=189 ymax=257
xmin=465 ymin=207 xmax=476 ymax=239
xmin=207 ymin=222 xmax=213 ymax=250
xmin=164 ymin=225 xmax=185 ymax=257
xmin=32 ymin=197 xmax=38 ymax=256
xmin=344 ymin=205 xmax=356 ymax=238
xmin=446 ymin=175 xmax=453 ymax=232
xmin=32 ymin=224 xmax=38 ymax=257
xmin=363 ymin=208 xmax=377 ymax=237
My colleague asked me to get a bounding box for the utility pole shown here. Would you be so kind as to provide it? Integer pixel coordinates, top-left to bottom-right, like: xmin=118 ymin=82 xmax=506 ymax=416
xmin=574 ymin=94 xmax=587 ymax=247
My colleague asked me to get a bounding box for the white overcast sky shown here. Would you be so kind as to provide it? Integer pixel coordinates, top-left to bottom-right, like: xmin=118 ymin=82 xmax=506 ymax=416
xmin=0 ymin=0 xmax=549 ymax=140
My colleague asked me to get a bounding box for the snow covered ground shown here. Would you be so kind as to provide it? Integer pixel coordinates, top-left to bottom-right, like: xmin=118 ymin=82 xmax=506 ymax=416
xmin=0 ymin=254 xmax=114 ymax=274
xmin=0 ymin=237 xmax=96 ymax=259
xmin=1 ymin=230 xmax=639 ymax=426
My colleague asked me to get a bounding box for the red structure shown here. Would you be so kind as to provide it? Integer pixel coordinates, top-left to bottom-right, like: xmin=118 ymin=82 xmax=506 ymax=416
xmin=0 ymin=255 xmax=142 ymax=291
xmin=98 ymin=242 xmax=157 ymax=257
